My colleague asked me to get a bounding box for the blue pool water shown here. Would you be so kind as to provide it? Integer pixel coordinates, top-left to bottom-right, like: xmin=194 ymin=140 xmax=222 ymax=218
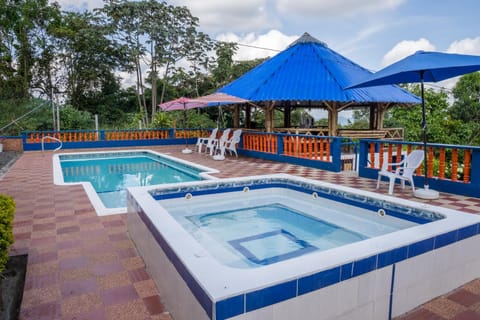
xmin=60 ymin=152 xmax=204 ymax=208
xmin=186 ymin=203 xmax=367 ymax=267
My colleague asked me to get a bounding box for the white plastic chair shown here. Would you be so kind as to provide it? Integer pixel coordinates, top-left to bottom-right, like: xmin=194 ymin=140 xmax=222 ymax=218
xmin=208 ymin=129 xmax=230 ymax=157
xmin=196 ymin=128 xmax=218 ymax=153
xmin=224 ymin=129 xmax=242 ymax=158
xmin=376 ymin=150 xmax=424 ymax=195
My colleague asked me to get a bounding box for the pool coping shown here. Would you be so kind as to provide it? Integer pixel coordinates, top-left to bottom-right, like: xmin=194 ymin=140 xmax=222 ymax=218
xmin=127 ymin=173 xmax=480 ymax=319
xmin=53 ymin=149 xmax=219 ymax=216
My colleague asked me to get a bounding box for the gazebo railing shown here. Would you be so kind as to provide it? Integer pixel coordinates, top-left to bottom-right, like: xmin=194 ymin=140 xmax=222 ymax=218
xmin=358 ymin=139 xmax=480 ymax=197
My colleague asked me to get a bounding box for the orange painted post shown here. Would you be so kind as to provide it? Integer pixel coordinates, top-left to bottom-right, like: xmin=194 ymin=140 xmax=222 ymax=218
xmin=407 ymin=144 xmax=412 ymax=154
xmin=379 ymin=143 xmax=384 ymax=170
xmin=396 ymin=144 xmax=402 ymax=166
xmin=313 ymin=138 xmax=318 ymax=160
xmin=369 ymin=143 xmax=375 ymax=168
xmin=283 ymin=137 xmax=288 ymax=155
xmin=325 ymin=140 xmax=330 ymax=161
xmin=439 ymin=148 xmax=446 ymax=179
xmin=451 ymin=148 xmax=458 ymax=181
xmin=387 ymin=144 xmax=393 ymax=170
xmin=318 ymin=139 xmax=324 ymax=161
xmin=463 ymin=149 xmax=471 ymax=183
xmin=272 ymin=135 xmax=277 ymax=154
xmin=428 ymin=147 xmax=434 ymax=178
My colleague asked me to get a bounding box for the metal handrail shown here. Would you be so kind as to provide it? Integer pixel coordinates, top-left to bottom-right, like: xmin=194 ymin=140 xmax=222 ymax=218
xmin=41 ymin=135 xmax=62 ymax=153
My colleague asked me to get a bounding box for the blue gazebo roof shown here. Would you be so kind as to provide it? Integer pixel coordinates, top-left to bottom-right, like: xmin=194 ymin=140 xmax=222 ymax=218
xmin=219 ymin=33 xmax=420 ymax=105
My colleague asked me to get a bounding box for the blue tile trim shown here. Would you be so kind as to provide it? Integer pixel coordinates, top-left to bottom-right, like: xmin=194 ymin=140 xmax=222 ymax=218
xmin=352 ymin=255 xmax=378 ymax=277
xmin=136 ymin=207 xmax=213 ymax=318
xmin=408 ymin=237 xmax=435 ymax=258
xmin=298 ymin=267 xmax=341 ymax=295
xmin=216 ymin=295 xmax=245 ymax=320
xmin=246 ymin=280 xmax=297 ymax=312
xmin=434 ymin=230 xmax=458 ymax=249
xmin=377 ymin=246 xmax=408 ymax=268
xmin=340 ymin=262 xmax=353 ymax=281
xmin=458 ymin=224 xmax=478 ymax=240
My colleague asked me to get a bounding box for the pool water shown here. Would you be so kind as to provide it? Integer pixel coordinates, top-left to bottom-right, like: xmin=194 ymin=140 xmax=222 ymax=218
xmin=187 ymin=203 xmax=367 ymax=266
xmin=61 ymin=153 xmax=203 ymax=208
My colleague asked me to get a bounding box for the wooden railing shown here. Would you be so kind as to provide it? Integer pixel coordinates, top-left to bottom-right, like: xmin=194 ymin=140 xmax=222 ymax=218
xmin=243 ymin=132 xmax=278 ymax=154
xmin=359 ymin=139 xmax=480 ymax=197
xmin=241 ymin=131 xmax=342 ymax=172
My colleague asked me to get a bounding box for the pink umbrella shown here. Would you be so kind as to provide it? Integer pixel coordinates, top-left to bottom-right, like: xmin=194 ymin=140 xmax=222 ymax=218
xmin=158 ymin=97 xmax=208 ymax=111
xmin=159 ymin=97 xmax=209 ymax=153
xmin=192 ymin=92 xmax=248 ymax=104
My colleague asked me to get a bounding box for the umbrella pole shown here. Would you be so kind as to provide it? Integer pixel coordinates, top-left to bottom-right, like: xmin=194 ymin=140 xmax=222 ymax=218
xmin=182 ymin=106 xmax=192 ymax=154
xmin=414 ymin=72 xmax=439 ymax=199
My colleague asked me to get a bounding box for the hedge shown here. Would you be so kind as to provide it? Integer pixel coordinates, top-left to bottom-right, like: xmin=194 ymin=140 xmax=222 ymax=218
xmin=0 ymin=194 xmax=15 ymax=273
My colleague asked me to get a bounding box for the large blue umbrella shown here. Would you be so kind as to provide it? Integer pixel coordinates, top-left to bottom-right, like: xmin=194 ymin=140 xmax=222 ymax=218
xmin=348 ymin=50 xmax=480 ymax=199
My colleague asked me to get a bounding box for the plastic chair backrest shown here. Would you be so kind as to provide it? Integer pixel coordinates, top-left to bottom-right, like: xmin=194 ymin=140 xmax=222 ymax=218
xmin=402 ymin=150 xmax=424 ymax=177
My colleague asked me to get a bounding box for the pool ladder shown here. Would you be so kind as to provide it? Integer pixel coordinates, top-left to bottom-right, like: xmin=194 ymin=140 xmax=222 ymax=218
xmin=41 ymin=135 xmax=63 ymax=153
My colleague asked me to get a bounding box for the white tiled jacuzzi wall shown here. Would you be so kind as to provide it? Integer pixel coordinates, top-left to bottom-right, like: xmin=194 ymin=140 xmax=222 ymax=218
xmin=229 ymin=267 xmax=393 ymax=320
xmin=128 ymin=205 xmax=211 ymax=320
xmin=392 ymin=234 xmax=480 ymax=317
xmin=126 ymin=174 xmax=480 ymax=320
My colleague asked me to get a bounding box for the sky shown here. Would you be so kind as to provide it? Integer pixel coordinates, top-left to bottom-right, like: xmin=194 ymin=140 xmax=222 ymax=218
xmin=57 ymin=0 xmax=480 ymax=91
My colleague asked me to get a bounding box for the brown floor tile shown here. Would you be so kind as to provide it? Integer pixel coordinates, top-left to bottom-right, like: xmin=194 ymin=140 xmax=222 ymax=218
xmin=448 ymin=289 xmax=480 ymax=307
xmin=2 ymin=146 xmax=479 ymax=320
xmin=451 ymin=310 xmax=480 ymax=320
xmin=104 ymin=299 xmax=150 ymax=320
xmin=101 ymin=285 xmax=139 ymax=305
xmin=424 ymin=297 xmax=467 ymax=318
xmin=143 ymin=295 xmax=165 ymax=315
xmin=61 ymin=292 xmax=103 ymax=317
xmin=60 ymin=278 xmax=98 ymax=298
xmin=92 ymin=261 xmax=125 ymax=276
xmin=97 ymin=271 xmax=132 ymax=290
xmin=21 ymin=301 xmax=61 ymax=320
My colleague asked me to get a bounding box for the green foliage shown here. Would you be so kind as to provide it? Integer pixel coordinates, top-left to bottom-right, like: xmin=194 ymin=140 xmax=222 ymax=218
xmin=0 ymin=194 xmax=15 ymax=273
xmin=0 ymin=98 xmax=53 ymax=135
xmin=151 ymin=111 xmax=173 ymax=128
xmin=450 ymin=72 xmax=480 ymax=145
xmin=60 ymin=105 xmax=94 ymax=130
xmin=387 ymin=84 xmax=455 ymax=143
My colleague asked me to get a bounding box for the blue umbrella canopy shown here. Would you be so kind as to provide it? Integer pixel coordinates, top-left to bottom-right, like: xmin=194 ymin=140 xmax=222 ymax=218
xmin=219 ymin=32 xmax=420 ymax=104
xmin=348 ymin=50 xmax=480 ymax=199
xmin=347 ymin=50 xmax=480 ymax=88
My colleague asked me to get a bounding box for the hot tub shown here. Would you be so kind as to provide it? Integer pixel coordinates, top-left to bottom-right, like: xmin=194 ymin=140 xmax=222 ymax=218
xmin=127 ymin=174 xmax=480 ymax=320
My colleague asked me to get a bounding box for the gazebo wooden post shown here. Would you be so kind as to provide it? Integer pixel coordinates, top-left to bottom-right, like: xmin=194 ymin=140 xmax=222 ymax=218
xmin=245 ymin=104 xmax=251 ymax=128
xmin=233 ymin=105 xmax=240 ymax=128
xmin=376 ymin=103 xmax=390 ymax=130
xmin=265 ymin=101 xmax=276 ymax=132
xmin=284 ymin=105 xmax=291 ymax=128
xmin=369 ymin=104 xmax=377 ymax=130
xmin=325 ymin=102 xmax=338 ymax=136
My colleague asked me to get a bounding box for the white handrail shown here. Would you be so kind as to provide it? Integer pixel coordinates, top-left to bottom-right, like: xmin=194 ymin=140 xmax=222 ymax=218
xmin=41 ymin=135 xmax=63 ymax=153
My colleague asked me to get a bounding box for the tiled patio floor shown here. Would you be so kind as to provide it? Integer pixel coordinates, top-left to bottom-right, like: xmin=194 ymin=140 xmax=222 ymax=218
xmin=1 ymin=145 xmax=479 ymax=320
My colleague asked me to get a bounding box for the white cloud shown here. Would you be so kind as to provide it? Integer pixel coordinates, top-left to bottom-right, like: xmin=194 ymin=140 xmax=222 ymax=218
xmin=447 ymin=37 xmax=480 ymax=55
xmin=216 ymin=30 xmax=298 ymax=61
xmin=170 ymin=0 xmax=277 ymax=33
xmin=381 ymin=38 xmax=436 ymax=67
xmin=276 ymin=0 xmax=405 ymax=17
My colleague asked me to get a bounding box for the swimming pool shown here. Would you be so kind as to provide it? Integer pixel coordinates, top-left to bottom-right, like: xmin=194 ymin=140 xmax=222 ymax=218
xmin=53 ymin=150 xmax=218 ymax=215
xmin=127 ymin=174 xmax=480 ymax=320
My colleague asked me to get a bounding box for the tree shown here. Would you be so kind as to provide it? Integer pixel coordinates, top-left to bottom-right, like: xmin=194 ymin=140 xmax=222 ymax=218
xmin=450 ymin=72 xmax=480 ymax=145
xmin=0 ymin=0 xmax=61 ymax=99
xmin=386 ymin=84 xmax=469 ymax=144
